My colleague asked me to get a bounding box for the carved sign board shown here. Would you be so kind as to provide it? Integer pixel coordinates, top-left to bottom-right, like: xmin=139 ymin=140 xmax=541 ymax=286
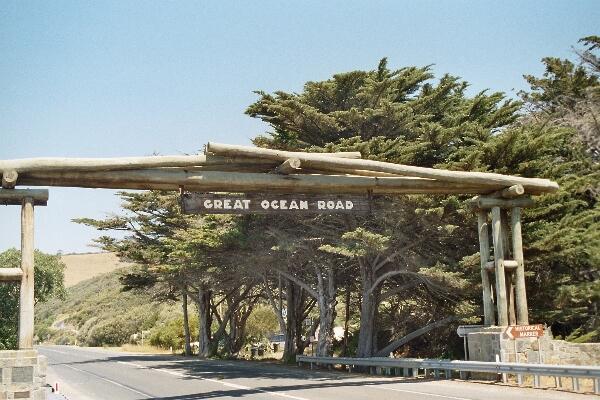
xmin=181 ymin=193 xmax=370 ymax=215
xmin=504 ymin=324 xmax=545 ymax=339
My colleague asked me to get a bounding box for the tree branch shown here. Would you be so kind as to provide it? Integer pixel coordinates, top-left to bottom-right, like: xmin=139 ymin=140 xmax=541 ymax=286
xmin=274 ymin=268 xmax=318 ymax=299
xmin=374 ymin=316 xmax=458 ymax=357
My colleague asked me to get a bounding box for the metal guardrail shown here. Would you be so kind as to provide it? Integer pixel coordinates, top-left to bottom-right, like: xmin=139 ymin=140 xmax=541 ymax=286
xmin=296 ymin=355 xmax=600 ymax=394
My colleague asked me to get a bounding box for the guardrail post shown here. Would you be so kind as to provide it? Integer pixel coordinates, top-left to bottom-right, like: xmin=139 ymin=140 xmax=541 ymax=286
xmin=434 ymin=369 xmax=440 ymax=379
xmin=572 ymin=377 xmax=580 ymax=392
xmin=554 ymin=376 xmax=561 ymax=389
xmin=594 ymin=378 xmax=599 ymax=395
xmin=517 ymin=374 xmax=523 ymax=386
xmin=412 ymin=368 xmax=418 ymax=378
xmin=445 ymin=369 xmax=452 ymax=379
xmin=533 ymin=375 xmax=540 ymax=388
xmin=403 ymin=367 xmax=408 ymax=377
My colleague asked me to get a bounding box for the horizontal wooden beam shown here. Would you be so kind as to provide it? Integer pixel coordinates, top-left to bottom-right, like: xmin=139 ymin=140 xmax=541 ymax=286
xmin=206 ymin=142 xmax=559 ymax=194
xmin=0 ymin=152 xmax=360 ymax=173
xmin=485 ymin=260 xmax=518 ymax=271
xmin=0 ymin=189 xmax=49 ymax=206
xmin=0 ymin=268 xmax=23 ymax=282
xmin=18 ymin=169 xmax=503 ymax=195
xmin=470 ymin=196 xmax=535 ymax=209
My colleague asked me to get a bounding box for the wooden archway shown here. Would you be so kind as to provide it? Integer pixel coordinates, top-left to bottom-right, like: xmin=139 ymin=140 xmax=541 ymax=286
xmin=0 ymin=142 xmax=558 ymax=348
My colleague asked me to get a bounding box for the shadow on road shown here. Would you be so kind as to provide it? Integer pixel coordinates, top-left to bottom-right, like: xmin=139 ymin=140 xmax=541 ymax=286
xmin=46 ymin=352 xmax=438 ymax=400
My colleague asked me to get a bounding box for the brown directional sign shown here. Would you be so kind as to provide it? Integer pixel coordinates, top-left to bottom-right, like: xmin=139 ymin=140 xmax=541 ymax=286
xmin=504 ymin=324 xmax=545 ymax=339
xmin=181 ymin=193 xmax=371 ymax=215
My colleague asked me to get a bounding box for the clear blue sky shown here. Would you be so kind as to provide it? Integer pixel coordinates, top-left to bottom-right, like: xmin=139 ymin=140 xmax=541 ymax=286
xmin=1 ymin=1 xmax=598 ymax=253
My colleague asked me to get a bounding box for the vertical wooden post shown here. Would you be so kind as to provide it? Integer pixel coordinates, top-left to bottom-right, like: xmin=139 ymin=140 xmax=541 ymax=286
xmin=506 ymin=271 xmax=516 ymax=325
xmin=511 ymin=207 xmax=529 ymax=325
xmin=477 ymin=210 xmax=495 ymax=325
xmin=19 ymin=197 xmax=35 ymax=349
xmin=500 ymin=210 xmax=516 ymax=325
xmin=491 ymin=207 xmax=508 ymax=326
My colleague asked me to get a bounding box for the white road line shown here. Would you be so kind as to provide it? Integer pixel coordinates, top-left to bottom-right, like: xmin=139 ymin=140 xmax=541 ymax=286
xmin=371 ymin=385 xmax=474 ymax=400
xmin=117 ymin=360 xmax=310 ymax=400
xmin=61 ymin=363 xmax=153 ymax=398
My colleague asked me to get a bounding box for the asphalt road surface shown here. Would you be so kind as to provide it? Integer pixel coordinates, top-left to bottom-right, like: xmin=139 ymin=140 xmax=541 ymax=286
xmin=39 ymin=345 xmax=592 ymax=400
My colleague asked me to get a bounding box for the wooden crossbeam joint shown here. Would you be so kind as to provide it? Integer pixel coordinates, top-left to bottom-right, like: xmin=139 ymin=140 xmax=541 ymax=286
xmin=0 ymin=268 xmax=23 ymax=281
xmin=0 ymin=188 xmax=49 ymax=206
xmin=1 ymin=170 xmax=18 ymax=189
xmin=490 ymin=184 xmax=525 ymax=199
xmin=271 ymin=158 xmax=301 ymax=175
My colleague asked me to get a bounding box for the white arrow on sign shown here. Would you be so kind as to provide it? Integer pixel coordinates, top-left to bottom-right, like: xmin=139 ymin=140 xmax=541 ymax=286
xmin=504 ymin=324 xmax=544 ymax=339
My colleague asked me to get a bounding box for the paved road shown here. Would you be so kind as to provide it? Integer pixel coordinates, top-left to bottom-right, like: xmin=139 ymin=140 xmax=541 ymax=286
xmin=39 ymin=345 xmax=591 ymax=400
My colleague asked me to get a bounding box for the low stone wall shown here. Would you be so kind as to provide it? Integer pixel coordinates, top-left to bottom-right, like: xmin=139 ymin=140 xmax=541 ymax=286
xmin=0 ymin=350 xmax=46 ymax=400
xmin=467 ymin=326 xmax=600 ymax=366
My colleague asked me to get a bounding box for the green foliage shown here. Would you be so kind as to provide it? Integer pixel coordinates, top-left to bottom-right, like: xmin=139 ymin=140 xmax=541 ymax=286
xmin=245 ymin=305 xmax=280 ymax=342
xmin=0 ymin=248 xmax=66 ymax=350
xmin=521 ymin=57 xmax=598 ymax=111
xmin=149 ymin=314 xmax=199 ymax=350
xmin=248 ymin=58 xmax=520 ymax=167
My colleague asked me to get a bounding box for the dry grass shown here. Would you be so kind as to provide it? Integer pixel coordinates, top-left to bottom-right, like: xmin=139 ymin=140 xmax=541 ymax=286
xmin=118 ymin=344 xmax=173 ymax=354
xmin=60 ymin=252 xmax=132 ymax=287
xmin=501 ymin=374 xmax=596 ymax=395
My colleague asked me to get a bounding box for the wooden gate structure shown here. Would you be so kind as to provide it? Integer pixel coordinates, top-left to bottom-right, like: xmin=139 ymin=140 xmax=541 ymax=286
xmin=0 ymin=142 xmax=558 ymax=349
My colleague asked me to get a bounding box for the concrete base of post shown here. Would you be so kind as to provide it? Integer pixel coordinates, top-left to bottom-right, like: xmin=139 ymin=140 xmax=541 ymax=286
xmin=0 ymin=350 xmax=46 ymax=400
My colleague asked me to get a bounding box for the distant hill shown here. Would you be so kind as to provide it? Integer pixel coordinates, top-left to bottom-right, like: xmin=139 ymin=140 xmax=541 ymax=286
xmin=36 ymin=267 xmax=181 ymax=347
xmin=60 ymin=252 xmax=132 ymax=287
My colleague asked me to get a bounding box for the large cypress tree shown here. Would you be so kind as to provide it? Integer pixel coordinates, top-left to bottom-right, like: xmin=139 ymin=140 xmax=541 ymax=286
xmin=247 ymin=59 xmax=521 ymax=357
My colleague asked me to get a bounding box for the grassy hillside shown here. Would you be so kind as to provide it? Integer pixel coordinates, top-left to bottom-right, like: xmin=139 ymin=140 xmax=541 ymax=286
xmin=35 ymin=267 xmax=181 ymax=347
xmin=60 ymin=252 xmax=131 ymax=287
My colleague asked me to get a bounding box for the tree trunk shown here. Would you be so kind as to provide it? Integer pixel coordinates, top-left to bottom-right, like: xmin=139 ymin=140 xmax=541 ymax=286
xmin=228 ymin=302 xmax=256 ymax=357
xmin=182 ymin=291 xmax=192 ymax=356
xmin=282 ymin=281 xmax=298 ymax=363
xmin=226 ymin=298 xmax=238 ymax=357
xmin=314 ymin=265 xmax=337 ymax=357
xmin=356 ymin=258 xmax=376 ymax=357
xmin=341 ymin=288 xmax=351 ymax=356
xmin=197 ymin=286 xmax=211 ymax=358
xmin=315 ymin=302 xmax=335 ymax=357
xmin=295 ymin=288 xmax=311 ymax=355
